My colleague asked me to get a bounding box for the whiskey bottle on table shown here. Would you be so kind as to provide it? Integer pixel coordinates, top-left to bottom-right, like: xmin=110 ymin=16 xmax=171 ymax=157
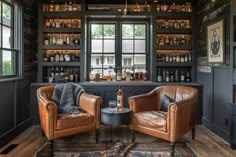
xmin=117 ymin=86 xmax=124 ymax=112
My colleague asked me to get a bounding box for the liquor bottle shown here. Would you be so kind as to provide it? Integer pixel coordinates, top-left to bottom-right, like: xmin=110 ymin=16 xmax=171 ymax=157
xmin=159 ymin=35 xmax=164 ymax=45
xmin=180 ymin=20 xmax=185 ymax=28
xmin=143 ymin=69 xmax=148 ymax=81
xmin=50 ymin=52 xmax=55 ymax=62
xmin=174 ymin=20 xmax=178 ymax=29
xmin=130 ymin=70 xmax=135 ymax=80
xmin=52 ymin=34 xmax=56 ymax=45
xmin=117 ymin=86 xmax=124 ymax=112
xmin=51 ymin=19 xmax=56 ymax=28
xmin=75 ymin=70 xmax=79 ymax=82
xmin=165 ymin=70 xmax=170 ymax=82
xmin=157 ymin=68 xmax=162 ymax=82
xmin=69 ymin=70 xmax=74 ymax=81
xmin=45 ymin=19 xmax=51 ymax=28
xmin=143 ymin=1 xmax=150 ymax=12
xmin=173 ymin=54 xmax=176 ymax=62
xmin=55 ymin=66 xmax=59 ymax=76
xmin=172 ymin=2 xmax=176 ymax=11
xmin=186 ymin=72 xmax=191 ymax=82
xmin=163 ymin=2 xmax=167 ymax=11
xmin=170 ymin=71 xmax=174 ymax=82
xmin=51 ymin=66 xmax=55 ymax=77
xmin=55 ymin=3 xmax=60 ymax=11
xmin=162 ymin=69 xmax=166 ymax=82
xmin=184 ymin=54 xmax=188 ymax=62
xmin=126 ymin=69 xmax=130 ymax=81
xmin=175 ymin=69 xmax=179 ymax=82
xmin=72 ymin=1 xmax=78 ymax=11
xmin=55 ymin=52 xmax=60 ymax=62
xmin=68 ymin=0 xmax=73 ymax=11
xmin=165 ymin=36 xmax=170 ymax=45
xmin=116 ymin=70 xmax=122 ymax=81
xmin=180 ymin=71 xmax=185 ymax=82
xmin=66 ymin=34 xmax=70 ymax=45
xmin=169 ymin=54 xmax=173 ymax=62
xmin=176 ymin=54 xmax=180 ymax=62
xmin=165 ymin=54 xmax=169 ymax=62
xmin=181 ymin=35 xmax=185 ymax=45
xmin=180 ymin=55 xmax=185 ymax=63
xmin=59 ymin=52 xmax=64 ymax=62
xmin=60 ymin=67 xmax=64 ymax=76
xmin=188 ymin=53 xmax=192 ymax=62
xmin=49 ymin=1 xmax=54 ymax=12
xmin=64 ymin=2 xmax=68 ymax=11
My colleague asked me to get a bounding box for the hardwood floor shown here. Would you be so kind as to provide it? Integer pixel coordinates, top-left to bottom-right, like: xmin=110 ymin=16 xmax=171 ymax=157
xmin=0 ymin=125 xmax=235 ymax=157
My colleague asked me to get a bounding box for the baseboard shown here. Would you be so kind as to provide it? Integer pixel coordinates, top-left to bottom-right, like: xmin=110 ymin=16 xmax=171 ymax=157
xmin=0 ymin=118 xmax=33 ymax=148
xmin=202 ymin=117 xmax=230 ymax=143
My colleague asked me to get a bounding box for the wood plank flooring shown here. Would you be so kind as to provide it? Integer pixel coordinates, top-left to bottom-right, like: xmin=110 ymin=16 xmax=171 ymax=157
xmin=0 ymin=125 xmax=235 ymax=157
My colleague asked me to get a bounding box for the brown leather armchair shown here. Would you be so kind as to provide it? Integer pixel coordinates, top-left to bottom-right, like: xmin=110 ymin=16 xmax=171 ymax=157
xmin=128 ymin=86 xmax=198 ymax=155
xmin=37 ymin=86 xmax=102 ymax=145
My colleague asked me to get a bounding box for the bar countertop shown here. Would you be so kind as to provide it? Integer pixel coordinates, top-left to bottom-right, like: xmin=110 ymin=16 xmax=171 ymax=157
xmin=31 ymin=81 xmax=202 ymax=87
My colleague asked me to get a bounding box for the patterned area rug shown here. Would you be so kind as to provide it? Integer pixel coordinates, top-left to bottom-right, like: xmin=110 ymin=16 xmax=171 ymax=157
xmin=35 ymin=127 xmax=198 ymax=157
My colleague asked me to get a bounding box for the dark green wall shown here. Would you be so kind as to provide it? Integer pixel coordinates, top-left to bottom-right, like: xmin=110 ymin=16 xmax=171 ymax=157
xmin=197 ymin=0 xmax=232 ymax=142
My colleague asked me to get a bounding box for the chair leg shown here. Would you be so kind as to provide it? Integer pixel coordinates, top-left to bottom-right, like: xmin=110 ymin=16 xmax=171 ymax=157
xmin=95 ymin=129 xmax=99 ymax=143
xmin=41 ymin=129 xmax=45 ymax=137
xmin=192 ymin=127 xmax=196 ymax=140
xmin=48 ymin=140 xmax=54 ymax=157
xmin=132 ymin=130 xmax=136 ymax=143
xmin=170 ymin=142 xmax=175 ymax=157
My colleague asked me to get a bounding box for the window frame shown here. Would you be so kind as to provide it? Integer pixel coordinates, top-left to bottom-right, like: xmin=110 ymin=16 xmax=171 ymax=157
xmin=87 ymin=18 xmax=150 ymax=81
xmin=0 ymin=0 xmax=22 ymax=79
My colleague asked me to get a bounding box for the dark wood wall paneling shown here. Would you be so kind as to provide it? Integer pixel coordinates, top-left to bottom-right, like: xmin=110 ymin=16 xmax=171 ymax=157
xmin=0 ymin=2 xmax=38 ymax=147
xmin=23 ymin=2 xmax=38 ymax=81
xmin=197 ymin=0 xmax=232 ymax=142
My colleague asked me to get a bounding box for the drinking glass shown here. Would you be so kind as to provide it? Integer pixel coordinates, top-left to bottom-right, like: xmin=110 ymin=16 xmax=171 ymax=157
xmin=108 ymin=101 xmax=117 ymax=112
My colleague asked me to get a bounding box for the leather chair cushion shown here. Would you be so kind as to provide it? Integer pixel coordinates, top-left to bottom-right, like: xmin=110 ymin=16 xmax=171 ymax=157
xmin=56 ymin=113 xmax=94 ymax=130
xmin=133 ymin=111 xmax=167 ymax=132
xmin=160 ymin=94 xmax=174 ymax=112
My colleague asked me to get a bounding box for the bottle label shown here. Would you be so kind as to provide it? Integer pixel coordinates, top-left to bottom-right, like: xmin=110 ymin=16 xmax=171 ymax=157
xmin=117 ymin=95 xmax=121 ymax=107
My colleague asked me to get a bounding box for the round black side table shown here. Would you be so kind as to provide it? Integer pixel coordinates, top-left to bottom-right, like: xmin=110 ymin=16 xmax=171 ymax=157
xmin=101 ymin=107 xmax=131 ymax=148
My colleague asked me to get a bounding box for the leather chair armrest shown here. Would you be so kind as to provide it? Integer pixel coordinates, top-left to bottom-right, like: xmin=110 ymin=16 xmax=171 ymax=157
xmin=37 ymin=94 xmax=58 ymax=140
xmin=168 ymin=97 xmax=195 ymax=142
xmin=79 ymin=93 xmax=102 ymax=128
xmin=128 ymin=90 xmax=159 ymax=113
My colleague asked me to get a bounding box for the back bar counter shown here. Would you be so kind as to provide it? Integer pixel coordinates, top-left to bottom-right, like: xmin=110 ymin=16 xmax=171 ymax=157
xmin=31 ymin=82 xmax=203 ymax=125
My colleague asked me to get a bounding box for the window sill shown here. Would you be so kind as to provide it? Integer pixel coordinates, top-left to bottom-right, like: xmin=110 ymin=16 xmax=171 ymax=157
xmin=0 ymin=77 xmax=24 ymax=83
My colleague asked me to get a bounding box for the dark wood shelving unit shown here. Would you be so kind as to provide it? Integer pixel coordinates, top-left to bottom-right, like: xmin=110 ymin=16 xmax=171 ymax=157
xmin=42 ymin=62 xmax=80 ymax=67
xmin=154 ymin=1 xmax=196 ymax=83
xmin=43 ymin=28 xmax=81 ymax=33
xmin=42 ymin=45 xmax=80 ymax=50
xmin=156 ymin=62 xmax=193 ymax=67
xmin=38 ymin=1 xmax=82 ymax=83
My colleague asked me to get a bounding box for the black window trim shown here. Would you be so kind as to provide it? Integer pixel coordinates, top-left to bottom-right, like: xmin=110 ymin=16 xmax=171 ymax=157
xmin=0 ymin=0 xmax=21 ymax=79
xmin=87 ymin=17 xmax=150 ymax=81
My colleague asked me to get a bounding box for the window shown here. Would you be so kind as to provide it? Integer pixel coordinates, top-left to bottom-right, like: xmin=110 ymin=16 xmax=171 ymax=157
xmin=0 ymin=1 xmax=21 ymax=78
xmin=88 ymin=21 xmax=148 ymax=80
xmin=122 ymin=24 xmax=146 ymax=74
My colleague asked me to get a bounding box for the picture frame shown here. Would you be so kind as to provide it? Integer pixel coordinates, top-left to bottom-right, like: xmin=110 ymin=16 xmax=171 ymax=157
xmin=207 ymin=19 xmax=225 ymax=63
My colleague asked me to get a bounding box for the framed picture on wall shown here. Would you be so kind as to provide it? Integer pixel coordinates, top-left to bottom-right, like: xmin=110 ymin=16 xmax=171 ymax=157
xmin=207 ymin=19 xmax=225 ymax=63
